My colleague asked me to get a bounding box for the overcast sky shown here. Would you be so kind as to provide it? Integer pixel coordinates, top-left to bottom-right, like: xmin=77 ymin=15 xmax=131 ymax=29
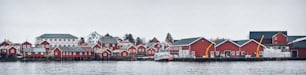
xmin=1 ymin=0 xmax=306 ymax=43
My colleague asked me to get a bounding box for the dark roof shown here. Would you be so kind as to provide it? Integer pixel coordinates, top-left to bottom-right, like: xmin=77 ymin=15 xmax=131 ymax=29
xmin=24 ymin=48 xmax=46 ymax=52
xmin=249 ymin=31 xmax=287 ymax=39
xmin=291 ymin=42 xmax=306 ymax=48
xmin=37 ymin=34 xmax=78 ymax=39
xmin=58 ymin=47 xmax=85 ymax=52
xmin=215 ymin=39 xmax=226 ymax=45
xmin=233 ymin=40 xmax=249 ymax=45
xmin=173 ymin=37 xmax=200 ymax=46
xmin=100 ymin=36 xmax=118 ymax=44
xmin=288 ymin=36 xmax=306 ymax=42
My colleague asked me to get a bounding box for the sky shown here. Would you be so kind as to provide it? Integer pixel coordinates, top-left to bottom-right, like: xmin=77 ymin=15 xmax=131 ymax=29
xmin=1 ymin=0 xmax=306 ymax=43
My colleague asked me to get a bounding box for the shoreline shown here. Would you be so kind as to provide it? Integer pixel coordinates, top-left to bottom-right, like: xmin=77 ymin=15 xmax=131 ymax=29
xmin=1 ymin=57 xmax=306 ymax=62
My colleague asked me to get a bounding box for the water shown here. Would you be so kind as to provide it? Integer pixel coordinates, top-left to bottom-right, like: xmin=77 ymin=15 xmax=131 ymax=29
xmin=1 ymin=61 xmax=306 ymax=75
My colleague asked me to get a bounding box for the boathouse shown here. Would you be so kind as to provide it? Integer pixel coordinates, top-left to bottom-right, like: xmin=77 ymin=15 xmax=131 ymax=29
xmin=215 ymin=39 xmax=240 ymax=58
xmin=171 ymin=37 xmax=215 ymax=58
xmin=289 ymin=37 xmax=306 ymax=58
xmin=234 ymin=39 xmax=265 ymax=57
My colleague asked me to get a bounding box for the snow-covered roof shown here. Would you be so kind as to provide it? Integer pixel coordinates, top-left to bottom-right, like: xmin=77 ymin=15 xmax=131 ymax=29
xmin=289 ymin=37 xmax=306 ymax=44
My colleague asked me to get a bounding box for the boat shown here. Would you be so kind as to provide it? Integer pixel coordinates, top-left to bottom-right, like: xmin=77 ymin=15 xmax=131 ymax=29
xmin=154 ymin=50 xmax=173 ymax=61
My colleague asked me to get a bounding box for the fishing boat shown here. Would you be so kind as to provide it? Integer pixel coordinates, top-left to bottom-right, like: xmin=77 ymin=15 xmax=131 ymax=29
xmin=154 ymin=50 xmax=173 ymax=61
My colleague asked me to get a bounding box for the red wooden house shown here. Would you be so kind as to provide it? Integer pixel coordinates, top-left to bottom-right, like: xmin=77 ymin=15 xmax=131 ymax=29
xmin=147 ymin=37 xmax=163 ymax=51
xmin=112 ymin=50 xmax=129 ymax=57
xmin=234 ymin=39 xmax=265 ymax=57
xmin=171 ymin=37 xmax=215 ymax=58
xmin=0 ymin=40 xmax=12 ymax=47
xmin=99 ymin=34 xmax=120 ymax=50
xmin=146 ymin=47 xmax=156 ymax=56
xmin=21 ymin=41 xmax=32 ymax=52
xmin=215 ymin=39 xmax=240 ymax=57
xmin=289 ymin=37 xmax=306 ymax=58
xmin=136 ymin=44 xmax=146 ymax=56
xmin=40 ymin=41 xmax=50 ymax=50
xmin=121 ymin=45 xmax=137 ymax=55
xmin=250 ymin=31 xmax=288 ymax=51
xmin=250 ymin=31 xmax=287 ymax=45
xmin=0 ymin=46 xmax=17 ymax=57
xmin=53 ymin=47 xmax=92 ymax=59
xmin=272 ymin=32 xmax=288 ymax=45
xmin=81 ymin=47 xmax=95 ymax=59
xmin=23 ymin=48 xmax=46 ymax=58
xmin=95 ymin=48 xmax=112 ymax=59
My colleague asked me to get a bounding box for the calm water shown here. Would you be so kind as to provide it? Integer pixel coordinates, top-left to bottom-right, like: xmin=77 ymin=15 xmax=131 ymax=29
xmin=0 ymin=61 xmax=306 ymax=75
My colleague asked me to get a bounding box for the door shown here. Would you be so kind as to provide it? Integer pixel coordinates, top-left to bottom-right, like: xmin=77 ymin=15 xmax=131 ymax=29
xmin=224 ymin=51 xmax=231 ymax=57
xmin=291 ymin=51 xmax=298 ymax=58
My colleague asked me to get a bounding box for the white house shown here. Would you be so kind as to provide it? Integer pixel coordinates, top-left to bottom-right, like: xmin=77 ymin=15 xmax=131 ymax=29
xmin=86 ymin=32 xmax=102 ymax=46
xmin=35 ymin=34 xmax=78 ymax=48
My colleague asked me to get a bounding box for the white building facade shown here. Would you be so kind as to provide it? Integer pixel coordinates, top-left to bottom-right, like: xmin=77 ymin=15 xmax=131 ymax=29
xmin=86 ymin=32 xmax=102 ymax=45
xmin=35 ymin=34 xmax=78 ymax=48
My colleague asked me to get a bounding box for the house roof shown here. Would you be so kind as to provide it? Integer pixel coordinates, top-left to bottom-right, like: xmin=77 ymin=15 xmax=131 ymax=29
xmin=172 ymin=37 xmax=201 ymax=46
xmin=37 ymin=34 xmax=78 ymax=39
xmin=121 ymin=45 xmax=134 ymax=50
xmin=234 ymin=39 xmax=265 ymax=47
xmin=81 ymin=47 xmax=94 ymax=52
xmin=291 ymin=42 xmax=306 ymax=48
xmin=100 ymin=36 xmax=119 ymax=44
xmin=24 ymin=48 xmax=46 ymax=52
xmin=58 ymin=47 xmax=85 ymax=52
xmin=88 ymin=31 xmax=101 ymax=38
xmin=289 ymin=37 xmax=306 ymax=44
xmin=234 ymin=40 xmax=250 ymax=45
xmin=215 ymin=39 xmax=227 ymax=45
xmin=95 ymin=48 xmax=111 ymax=53
xmin=288 ymin=36 xmax=306 ymax=43
xmin=215 ymin=40 xmax=240 ymax=47
xmin=22 ymin=41 xmax=32 ymax=45
xmin=146 ymin=42 xmax=159 ymax=48
xmin=249 ymin=31 xmax=287 ymax=39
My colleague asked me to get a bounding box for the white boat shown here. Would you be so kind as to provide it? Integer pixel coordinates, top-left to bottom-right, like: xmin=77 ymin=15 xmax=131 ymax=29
xmin=154 ymin=50 xmax=173 ymax=61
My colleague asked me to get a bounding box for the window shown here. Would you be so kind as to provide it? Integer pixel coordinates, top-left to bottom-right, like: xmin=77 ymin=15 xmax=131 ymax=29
xmin=89 ymin=52 xmax=91 ymax=55
xmin=275 ymin=37 xmax=278 ymax=40
xmin=73 ymin=52 xmax=76 ymax=55
xmin=55 ymin=39 xmax=57 ymax=41
xmin=10 ymin=49 xmax=15 ymax=53
xmin=122 ymin=52 xmax=127 ymax=56
xmin=216 ymin=51 xmax=220 ymax=56
xmin=231 ymin=51 xmax=235 ymax=55
xmin=50 ymin=39 xmax=52 ymax=41
xmin=210 ymin=51 xmax=214 ymax=56
xmin=23 ymin=45 xmax=27 ymax=48
xmin=59 ymin=39 xmax=61 ymax=41
xmin=103 ymin=53 xmax=107 ymax=56
xmin=236 ymin=51 xmax=240 ymax=55
xmin=241 ymin=51 xmax=245 ymax=55
xmin=63 ymin=39 xmax=66 ymax=41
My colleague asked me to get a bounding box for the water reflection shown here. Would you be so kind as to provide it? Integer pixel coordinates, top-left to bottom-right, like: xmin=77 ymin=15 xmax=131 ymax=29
xmin=0 ymin=61 xmax=305 ymax=75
